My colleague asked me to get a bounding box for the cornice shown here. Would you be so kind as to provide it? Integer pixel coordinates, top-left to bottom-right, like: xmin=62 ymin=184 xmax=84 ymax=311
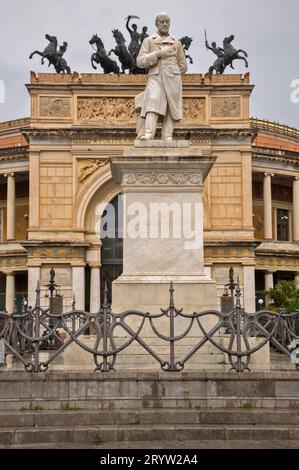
xmin=0 ymin=146 xmax=29 ymax=161
xmin=24 ymin=126 xmax=254 ymax=142
xmin=252 ymin=146 xmax=299 ymax=166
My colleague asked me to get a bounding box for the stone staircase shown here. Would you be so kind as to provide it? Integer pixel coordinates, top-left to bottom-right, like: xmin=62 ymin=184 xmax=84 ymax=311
xmin=1 ymin=409 xmax=299 ymax=448
xmin=0 ymin=370 xmax=299 ymax=448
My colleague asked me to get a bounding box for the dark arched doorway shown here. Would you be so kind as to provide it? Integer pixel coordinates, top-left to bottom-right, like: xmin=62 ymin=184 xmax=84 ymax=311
xmin=100 ymin=194 xmax=123 ymax=304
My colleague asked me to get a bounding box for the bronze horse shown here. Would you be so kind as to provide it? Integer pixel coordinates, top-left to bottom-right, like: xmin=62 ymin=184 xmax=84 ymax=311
xmin=207 ymin=34 xmax=248 ymax=75
xmin=89 ymin=34 xmax=120 ymax=74
xmin=108 ymin=29 xmax=135 ymax=74
xmin=179 ymin=36 xmax=194 ymax=64
xmin=29 ymin=34 xmax=71 ymax=74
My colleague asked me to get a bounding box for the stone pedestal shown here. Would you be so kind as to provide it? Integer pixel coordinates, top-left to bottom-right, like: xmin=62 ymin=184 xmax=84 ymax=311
xmin=111 ymin=142 xmax=217 ymax=313
xmin=109 ymin=142 xmax=220 ymax=368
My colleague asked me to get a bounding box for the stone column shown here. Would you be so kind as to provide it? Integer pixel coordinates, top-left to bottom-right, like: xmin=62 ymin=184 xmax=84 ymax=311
xmin=5 ymin=272 xmax=15 ymax=313
xmin=5 ymin=173 xmax=16 ymax=241
xmin=28 ymin=267 xmax=41 ymax=307
xmin=90 ymin=267 xmax=101 ymax=313
xmin=263 ymin=173 xmax=273 ymax=240
xmin=265 ymin=271 xmax=274 ymax=307
xmin=293 ymin=177 xmax=299 ymax=242
xmin=72 ymin=266 xmax=85 ymax=311
xmin=295 ymin=273 xmax=299 ymax=290
xmin=243 ymin=266 xmax=256 ymax=313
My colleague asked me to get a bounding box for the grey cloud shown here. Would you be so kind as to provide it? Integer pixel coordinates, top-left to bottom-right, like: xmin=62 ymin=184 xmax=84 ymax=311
xmin=0 ymin=0 xmax=298 ymax=127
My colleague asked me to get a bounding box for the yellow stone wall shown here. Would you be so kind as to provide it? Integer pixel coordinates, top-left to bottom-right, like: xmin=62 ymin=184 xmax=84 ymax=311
xmin=210 ymin=162 xmax=243 ymax=229
xmin=26 ymin=73 xmax=254 ymax=246
xmin=39 ymin=153 xmax=73 ymax=228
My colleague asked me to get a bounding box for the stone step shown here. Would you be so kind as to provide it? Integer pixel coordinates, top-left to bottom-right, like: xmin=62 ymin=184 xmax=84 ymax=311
xmin=1 ymin=395 xmax=298 ymax=411
xmin=0 ymin=409 xmax=298 ymax=428
xmin=1 ymin=423 xmax=299 ymax=446
xmin=1 ymin=370 xmax=299 ymax=410
xmin=3 ymin=440 xmax=299 ymax=449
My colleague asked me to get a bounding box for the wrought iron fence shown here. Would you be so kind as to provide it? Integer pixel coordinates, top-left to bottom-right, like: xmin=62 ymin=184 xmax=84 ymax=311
xmin=0 ymin=270 xmax=298 ymax=374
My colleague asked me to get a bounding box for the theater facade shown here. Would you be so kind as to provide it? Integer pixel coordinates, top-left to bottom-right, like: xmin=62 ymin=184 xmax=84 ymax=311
xmin=0 ymin=72 xmax=298 ymax=314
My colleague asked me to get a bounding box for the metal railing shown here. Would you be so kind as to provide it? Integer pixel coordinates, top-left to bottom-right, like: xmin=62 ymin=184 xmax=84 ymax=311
xmin=1 ymin=269 xmax=298 ymax=374
xmin=251 ymin=118 xmax=299 ymax=140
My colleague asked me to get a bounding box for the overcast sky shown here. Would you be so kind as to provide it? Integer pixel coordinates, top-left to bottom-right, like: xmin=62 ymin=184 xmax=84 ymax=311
xmin=0 ymin=0 xmax=298 ymax=127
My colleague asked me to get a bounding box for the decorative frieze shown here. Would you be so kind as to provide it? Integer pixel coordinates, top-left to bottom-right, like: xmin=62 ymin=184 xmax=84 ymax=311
xmin=204 ymin=244 xmax=256 ymax=260
xmin=0 ymin=256 xmax=27 ymax=269
xmin=124 ymin=172 xmax=203 ymax=186
xmin=77 ymin=97 xmax=136 ymax=123
xmin=26 ymin=246 xmax=86 ymax=260
xmin=77 ymin=96 xmax=207 ymax=124
xmin=256 ymin=255 xmax=299 ymax=269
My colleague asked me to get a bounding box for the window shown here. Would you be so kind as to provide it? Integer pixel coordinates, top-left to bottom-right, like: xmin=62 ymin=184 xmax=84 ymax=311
xmin=0 ymin=209 xmax=3 ymax=242
xmin=276 ymin=209 xmax=289 ymax=241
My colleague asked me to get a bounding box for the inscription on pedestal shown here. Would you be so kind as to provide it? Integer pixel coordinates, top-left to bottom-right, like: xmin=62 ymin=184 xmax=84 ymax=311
xmin=41 ymin=265 xmax=72 ymax=286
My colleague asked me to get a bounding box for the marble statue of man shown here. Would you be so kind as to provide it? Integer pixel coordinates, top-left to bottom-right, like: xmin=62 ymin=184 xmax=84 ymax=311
xmin=136 ymin=12 xmax=188 ymax=141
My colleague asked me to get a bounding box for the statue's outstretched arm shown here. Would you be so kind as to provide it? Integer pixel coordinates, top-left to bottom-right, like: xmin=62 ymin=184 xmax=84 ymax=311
xmin=205 ymin=42 xmax=214 ymax=52
xmin=126 ymin=18 xmax=133 ymax=35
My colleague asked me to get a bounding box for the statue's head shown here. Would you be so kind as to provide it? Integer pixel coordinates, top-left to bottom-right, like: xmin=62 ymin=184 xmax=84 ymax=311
xmin=212 ymin=42 xmax=216 ymax=48
xmin=142 ymin=26 xmax=148 ymax=33
xmin=112 ymin=29 xmax=125 ymax=44
xmin=45 ymin=34 xmax=56 ymax=42
xmin=155 ymin=12 xmax=170 ymax=36
xmin=132 ymin=24 xmax=137 ymax=31
xmin=224 ymin=35 xmax=234 ymax=43
xmin=90 ymin=34 xmax=100 ymax=45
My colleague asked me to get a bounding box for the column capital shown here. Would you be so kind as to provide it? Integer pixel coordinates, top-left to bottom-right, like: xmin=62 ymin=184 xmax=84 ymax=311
xmin=4 ymin=172 xmax=15 ymax=178
xmin=294 ymin=176 xmax=299 ymax=182
xmin=263 ymin=172 xmax=274 ymax=178
xmin=2 ymin=270 xmax=16 ymax=276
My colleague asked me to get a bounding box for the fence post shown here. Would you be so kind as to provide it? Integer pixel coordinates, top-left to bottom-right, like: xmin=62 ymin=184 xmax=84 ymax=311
xmin=33 ymin=281 xmax=41 ymax=373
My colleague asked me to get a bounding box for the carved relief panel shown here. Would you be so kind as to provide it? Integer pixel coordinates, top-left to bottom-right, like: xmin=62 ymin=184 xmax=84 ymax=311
xmin=77 ymin=159 xmax=109 ymax=185
xmin=39 ymin=96 xmax=72 ymax=118
xmin=211 ymin=96 xmax=241 ymax=119
xmin=183 ymin=98 xmax=206 ymax=124
xmin=77 ymin=96 xmax=207 ymax=125
xmin=77 ymin=97 xmax=136 ymax=123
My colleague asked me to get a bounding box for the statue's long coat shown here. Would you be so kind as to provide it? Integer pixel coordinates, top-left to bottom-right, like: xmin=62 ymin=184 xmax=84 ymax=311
xmin=137 ymin=33 xmax=187 ymax=120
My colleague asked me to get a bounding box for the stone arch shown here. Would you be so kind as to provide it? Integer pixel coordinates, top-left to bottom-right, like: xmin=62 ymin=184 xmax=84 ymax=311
xmin=73 ymin=165 xmax=121 ymax=236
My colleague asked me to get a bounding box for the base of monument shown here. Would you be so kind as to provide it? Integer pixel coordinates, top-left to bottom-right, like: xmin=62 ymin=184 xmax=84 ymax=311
xmin=109 ymin=276 xmax=220 ymax=369
xmin=135 ymin=139 xmax=190 ymax=148
xmin=112 ymin=275 xmax=218 ymax=314
xmin=3 ymin=336 xmax=270 ymax=372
